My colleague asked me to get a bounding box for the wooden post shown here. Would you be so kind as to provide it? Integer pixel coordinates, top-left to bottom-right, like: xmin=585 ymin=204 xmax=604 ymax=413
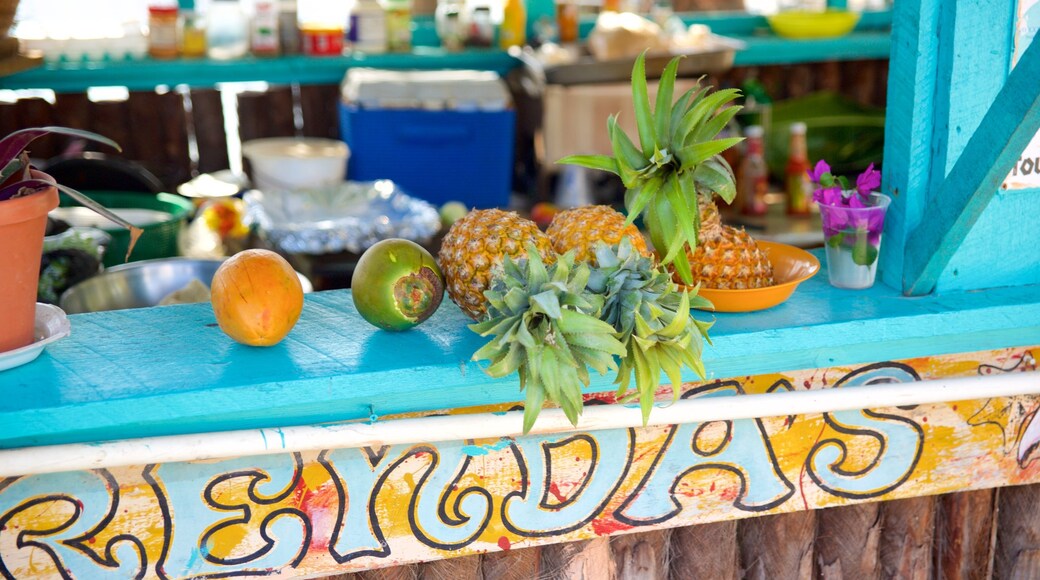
xmin=189 ymin=89 xmax=230 ymax=174
xmin=994 ymin=484 xmax=1040 ymax=579
xmin=419 ymin=554 xmax=483 ymax=580
xmin=611 ymin=529 xmax=669 ymax=580
xmin=879 ymin=496 xmax=935 ymax=579
xmin=541 ymin=538 xmax=616 ymax=580
xmin=482 ymin=546 xmax=542 ymax=579
xmin=669 ymin=521 xmax=738 ymax=579
xmin=935 ymin=489 xmax=997 ymax=580
xmin=739 ymin=511 xmax=816 ymax=579
xmin=815 ymin=504 xmax=881 ymax=579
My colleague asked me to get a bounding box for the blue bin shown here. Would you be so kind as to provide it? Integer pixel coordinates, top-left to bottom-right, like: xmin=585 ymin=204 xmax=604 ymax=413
xmin=339 ymin=105 xmax=515 ymax=209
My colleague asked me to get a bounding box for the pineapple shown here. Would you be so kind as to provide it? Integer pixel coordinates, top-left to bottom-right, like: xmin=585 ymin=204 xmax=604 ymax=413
xmin=470 ymin=249 xmax=625 ymax=433
xmin=557 ymin=52 xmax=745 ymax=286
xmin=586 ymin=238 xmax=712 ymax=423
xmin=679 ymin=225 xmax=774 ymax=289
xmin=438 ymin=209 xmax=554 ymax=320
xmin=546 ymin=205 xmax=650 ymax=264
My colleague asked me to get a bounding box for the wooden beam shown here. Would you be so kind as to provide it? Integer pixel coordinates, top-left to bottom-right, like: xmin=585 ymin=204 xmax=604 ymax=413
xmin=902 ymin=35 xmax=1040 ymax=296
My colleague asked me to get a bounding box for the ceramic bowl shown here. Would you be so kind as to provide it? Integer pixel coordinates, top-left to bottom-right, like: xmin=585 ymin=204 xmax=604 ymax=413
xmin=766 ymin=10 xmax=860 ymax=40
xmin=241 ymin=137 xmax=350 ymax=194
xmin=689 ymin=241 xmax=820 ymax=313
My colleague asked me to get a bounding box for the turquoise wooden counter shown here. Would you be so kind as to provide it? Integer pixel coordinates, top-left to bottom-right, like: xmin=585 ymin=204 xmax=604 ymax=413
xmin=2 ymin=253 xmax=1039 ymax=451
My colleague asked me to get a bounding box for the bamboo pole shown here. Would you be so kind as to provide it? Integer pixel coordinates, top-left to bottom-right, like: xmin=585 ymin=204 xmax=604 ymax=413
xmin=935 ymin=489 xmax=996 ymax=579
xmin=611 ymin=529 xmax=670 ymax=580
xmin=994 ymin=483 xmax=1040 ymax=579
xmin=879 ymin=496 xmax=936 ymax=579
xmin=541 ymin=537 xmax=616 ymax=580
xmin=482 ymin=546 xmax=541 ymax=580
xmin=419 ymin=554 xmax=482 ymax=580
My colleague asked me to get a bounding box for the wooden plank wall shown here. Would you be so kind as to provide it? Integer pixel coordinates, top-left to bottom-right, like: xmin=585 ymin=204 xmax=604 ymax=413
xmin=0 ymin=59 xmax=888 ymax=193
xmin=320 ymin=483 xmax=1038 ymax=580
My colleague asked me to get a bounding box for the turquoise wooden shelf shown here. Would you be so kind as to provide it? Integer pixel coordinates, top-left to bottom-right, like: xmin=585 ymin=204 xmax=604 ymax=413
xmin=2 ymin=250 xmax=1038 ymax=450
xmin=0 ymin=11 xmax=892 ymax=92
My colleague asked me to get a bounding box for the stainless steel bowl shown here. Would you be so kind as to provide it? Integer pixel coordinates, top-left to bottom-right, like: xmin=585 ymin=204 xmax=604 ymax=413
xmin=59 ymin=257 xmax=313 ymax=314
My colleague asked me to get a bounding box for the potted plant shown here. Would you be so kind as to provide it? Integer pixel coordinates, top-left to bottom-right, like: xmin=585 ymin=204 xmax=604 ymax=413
xmin=0 ymin=127 xmax=137 ymax=353
xmin=809 ymin=161 xmax=890 ymax=289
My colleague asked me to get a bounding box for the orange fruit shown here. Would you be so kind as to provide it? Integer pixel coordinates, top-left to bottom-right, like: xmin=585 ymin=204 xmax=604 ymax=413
xmin=211 ymin=249 xmax=304 ymax=346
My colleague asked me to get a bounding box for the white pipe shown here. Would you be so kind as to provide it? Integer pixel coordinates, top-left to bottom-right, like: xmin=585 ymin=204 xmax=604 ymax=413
xmin=2 ymin=371 xmax=1038 ymax=478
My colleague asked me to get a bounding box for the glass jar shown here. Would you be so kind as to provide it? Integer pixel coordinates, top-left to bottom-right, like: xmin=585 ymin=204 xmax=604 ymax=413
xmin=148 ymin=4 xmax=180 ymax=59
xmin=207 ymin=0 xmax=248 ymax=60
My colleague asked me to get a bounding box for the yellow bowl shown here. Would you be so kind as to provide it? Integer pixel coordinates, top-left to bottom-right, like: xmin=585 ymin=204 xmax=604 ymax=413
xmin=766 ymin=10 xmax=861 ymax=39
xmin=688 ymin=241 xmax=820 ymax=313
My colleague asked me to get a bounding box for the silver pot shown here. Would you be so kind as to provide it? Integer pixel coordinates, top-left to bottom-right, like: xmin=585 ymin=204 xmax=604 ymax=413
xmin=59 ymin=257 xmax=313 ymax=314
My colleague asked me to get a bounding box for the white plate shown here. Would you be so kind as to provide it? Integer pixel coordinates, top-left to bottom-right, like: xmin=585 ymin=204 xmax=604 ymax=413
xmin=0 ymin=304 xmax=71 ymax=372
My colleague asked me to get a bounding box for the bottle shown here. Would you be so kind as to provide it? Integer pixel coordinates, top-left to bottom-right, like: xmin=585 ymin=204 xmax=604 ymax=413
xmin=278 ymin=0 xmax=300 ymax=54
xmin=435 ymin=0 xmax=466 ymax=51
xmin=739 ymin=125 xmax=768 ymax=216
xmin=178 ymin=0 xmax=207 ymax=58
xmin=786 ymin=122 xmax=813 ymax=215
xmin=251 ymin=0 xmax=281 ymax=56
xmin=384 ymin=0 xmax=413 ymax=52
xmin=555 ymin=0 xmax=578 ymax=44
xmin=499 ymin=0 xmax=526 ymax=49
xmin=352 ymin=0 xmax=387 ymax=53
xmin=207 ymin=0 xmax=249 ymax=60
xmin=148 ymin=1 xmax=180 ymax=59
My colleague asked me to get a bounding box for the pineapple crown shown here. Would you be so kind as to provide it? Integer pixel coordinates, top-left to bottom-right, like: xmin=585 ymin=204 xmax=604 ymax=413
xmin=585 ymin=237 xmax=713 ymax=424
xmin=558 ymin=52 xmax=743 ymax=286
xmin=470 ymin=246 xmax=626 ymax=433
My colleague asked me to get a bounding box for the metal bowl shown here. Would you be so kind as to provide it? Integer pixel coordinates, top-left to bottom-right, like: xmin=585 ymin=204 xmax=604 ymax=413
xmin=59 ymin=257 xmax=313 ymax=314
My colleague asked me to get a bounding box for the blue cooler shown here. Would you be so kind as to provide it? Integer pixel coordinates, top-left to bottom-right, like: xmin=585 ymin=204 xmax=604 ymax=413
xmin=339 ymin=69 xmax=515 ymax=209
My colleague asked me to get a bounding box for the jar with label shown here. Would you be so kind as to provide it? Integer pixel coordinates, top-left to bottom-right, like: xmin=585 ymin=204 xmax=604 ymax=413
xmin=384 ymin=0 xmax=412 ymax=52
xmin=351 ymin=0 xmax=387 ymax=53
xmin=178 ymin=11 xmax=207 ymax=57
xmin=251 ymin=0 xmax=280 ymax=56
xmin=435 ymin=0 xmax=466 ymax=51
xmin=207 ymin=0 xmax=249 ymax=60
xmin=148 ymin=3 xmax=180 ymax=59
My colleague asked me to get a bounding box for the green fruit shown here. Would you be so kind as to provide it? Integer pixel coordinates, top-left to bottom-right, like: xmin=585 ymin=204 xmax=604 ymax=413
xmin=352 ymin=239 xmax=445 ymax=331
xmin=439 ymin=201 xmax=469 ymax=228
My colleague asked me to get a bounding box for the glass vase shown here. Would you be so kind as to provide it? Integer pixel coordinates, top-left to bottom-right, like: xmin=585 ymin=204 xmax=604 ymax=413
xmin=818 ymin=192 xmax=890 ymax=289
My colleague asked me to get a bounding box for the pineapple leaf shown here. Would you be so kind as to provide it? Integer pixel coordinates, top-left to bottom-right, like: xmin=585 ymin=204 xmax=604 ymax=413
xmin=622 ymin=174 xmax=664 ymax=228
xmin=609 ymin=115 xmax=649 ymax=188
xmin=669 ymin=86 xmax=702 ymax=145
xmin=663 ymin=175 xmax=699 ymax=266
xmin=654 ymin=56 xmax=683 ymax=149
xmin=676 ymin=88 xmax=741 ymax=145
xmin=556 ymin=154 xmax=620 ymax=176
xmin=678 ymin=137 xmax=744 ymax=172
xmin=691 ymin=105 xmax=743 ymax=147
xmin=631 ymin=51 xmax=657 ymax=158
xmin=486 ymin=342 xmax=523 ymax=377
xmin=672 ymin=244 xmax=695 ymax=286
xmin=658 ymin=291 xmax=691 ymax=338
xmin=530 ymin=290 xmax=562 ymax=319
xmin=694 ymin=155 xmax=737 ymax=203
xmin=522 ymin=381 xmax=545 ymax=434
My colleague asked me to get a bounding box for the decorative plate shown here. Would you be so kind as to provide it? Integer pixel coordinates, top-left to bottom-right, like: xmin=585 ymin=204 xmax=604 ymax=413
xmin=0 ymin=303 xmax=71 ymax=372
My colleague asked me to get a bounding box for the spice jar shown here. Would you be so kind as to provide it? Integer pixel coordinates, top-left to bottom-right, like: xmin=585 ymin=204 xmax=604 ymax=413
xmin=148 ymin=3 xmax=180 ymax=59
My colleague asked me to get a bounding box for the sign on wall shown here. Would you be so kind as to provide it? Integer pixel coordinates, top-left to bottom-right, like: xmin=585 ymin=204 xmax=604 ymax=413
xmin=1005 ymin=0 xmax=1040 ymax=189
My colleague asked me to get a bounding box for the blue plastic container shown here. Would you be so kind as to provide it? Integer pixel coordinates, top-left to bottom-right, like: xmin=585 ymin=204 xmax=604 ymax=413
xmin=339 ymin=105 xmax=515 ymax=209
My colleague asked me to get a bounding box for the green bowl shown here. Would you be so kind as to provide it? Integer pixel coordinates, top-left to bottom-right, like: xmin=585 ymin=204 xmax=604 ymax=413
xmin=54 ymin=191 xmax=194 ymax=267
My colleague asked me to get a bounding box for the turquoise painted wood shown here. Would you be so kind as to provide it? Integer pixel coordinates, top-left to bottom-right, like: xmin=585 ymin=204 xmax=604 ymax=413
xmin=2 ymin=251 xmax=1039 ymax=450
xmin=878 ymin=0 xmax=941 ymax=291
xmin=902 ymin=28 xmax=1040 ymax=295
xmin=883 ymin=0 xmax=1040 ymax=295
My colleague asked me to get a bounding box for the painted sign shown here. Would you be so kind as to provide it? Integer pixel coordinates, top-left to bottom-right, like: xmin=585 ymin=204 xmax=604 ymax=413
xmin=1 ymin=348 xmax=1038 ymax=579
xmin=1005 ymin=0 xmax=1040 ymax=189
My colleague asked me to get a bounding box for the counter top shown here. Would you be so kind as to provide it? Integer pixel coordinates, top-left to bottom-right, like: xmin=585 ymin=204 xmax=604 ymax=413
xmin=3 ymin=250 xmax=1039 ymax=450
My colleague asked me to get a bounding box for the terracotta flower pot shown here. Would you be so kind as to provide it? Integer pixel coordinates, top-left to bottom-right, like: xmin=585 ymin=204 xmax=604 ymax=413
xmin=0 ymin=183 xmax=58 ymax=353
